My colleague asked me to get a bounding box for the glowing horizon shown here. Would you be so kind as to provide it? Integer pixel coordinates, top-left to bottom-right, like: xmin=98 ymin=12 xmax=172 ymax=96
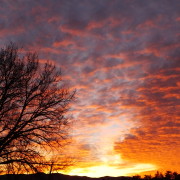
xmin=61 ymin=152 xmax=157 ymax=178
xmin=65 ymin=163 xmax=157 ymax=178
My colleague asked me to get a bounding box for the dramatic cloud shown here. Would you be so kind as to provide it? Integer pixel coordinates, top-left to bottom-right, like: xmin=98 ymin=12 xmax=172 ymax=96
xmin=0 ymin=0 xmax=179 ymax=177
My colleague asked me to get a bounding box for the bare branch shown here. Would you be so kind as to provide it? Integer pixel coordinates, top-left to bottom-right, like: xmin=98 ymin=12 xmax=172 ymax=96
xmin=0 ymin=43 xmax=75 ymax=174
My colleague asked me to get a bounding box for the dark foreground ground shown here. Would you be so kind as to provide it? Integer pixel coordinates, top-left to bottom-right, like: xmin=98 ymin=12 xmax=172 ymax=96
xmin=0 ymin=173 xmax=130 ymax=180
xmin=0 ymin=173 xmax=179 ymax=180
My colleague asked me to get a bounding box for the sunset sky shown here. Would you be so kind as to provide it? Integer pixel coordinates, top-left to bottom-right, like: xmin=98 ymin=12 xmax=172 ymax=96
xmin=0 ymin=0 xmax=180 ymax=177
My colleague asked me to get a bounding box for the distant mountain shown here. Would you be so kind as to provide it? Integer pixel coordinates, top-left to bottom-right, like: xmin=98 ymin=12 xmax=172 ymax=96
xmin=0 ymin=173 xmax=132 ymax=180
xmin=1 ymin=173 xmax=180 ymax=180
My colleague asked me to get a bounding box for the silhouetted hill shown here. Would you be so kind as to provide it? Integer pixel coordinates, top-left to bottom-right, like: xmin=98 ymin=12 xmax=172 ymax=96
xmin=0 ymin=172 xmax=179 ymax=180
xmin=0 ymin=173 xmax=132 ymax=180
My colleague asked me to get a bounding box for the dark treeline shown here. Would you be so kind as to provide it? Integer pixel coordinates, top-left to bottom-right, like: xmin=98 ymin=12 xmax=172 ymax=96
xmin=132 ymin=171 xmax=179 ymax=180
xmin=0 ymin=171 xmax=179 ymax=180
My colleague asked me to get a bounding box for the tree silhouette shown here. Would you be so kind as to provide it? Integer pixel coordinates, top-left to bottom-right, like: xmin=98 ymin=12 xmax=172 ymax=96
xmin=172 ymin=172 xmax=179 ymax=180
xmin=0 ymin=43 xmax=75 ymax=173
xmin=165 ymin=171 xmax=172 ymax=180
xmin=154 ymin=171 xmax=164 ymax=179
xmin=144 ymin=175 xmax=152 ymax=180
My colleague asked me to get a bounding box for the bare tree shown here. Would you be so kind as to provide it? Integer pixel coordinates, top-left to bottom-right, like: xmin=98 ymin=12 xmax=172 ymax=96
xmin=0 ymin=43 xmax=75 ymax=173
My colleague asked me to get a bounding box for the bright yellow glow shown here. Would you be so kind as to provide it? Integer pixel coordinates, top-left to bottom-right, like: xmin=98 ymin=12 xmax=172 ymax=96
xmin=66 ymin=163 xmax=157 ymax=178
xmin=61 ymin=154 xmax=157 ymax=178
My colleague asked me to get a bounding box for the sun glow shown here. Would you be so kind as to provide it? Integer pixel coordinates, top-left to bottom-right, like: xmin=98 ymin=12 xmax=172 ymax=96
xmin=66 ymin=163 xmax=157 ymax=178
xmin=60 ymin=115 xmax=158 ymax=178
xmin=62 ymin=153 xmax=157 ymax=178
